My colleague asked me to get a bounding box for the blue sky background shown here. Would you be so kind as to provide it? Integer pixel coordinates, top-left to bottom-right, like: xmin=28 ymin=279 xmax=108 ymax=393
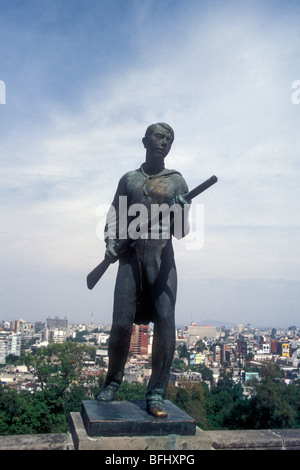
xmin=0 ymin=0 xmax=300 ymax=327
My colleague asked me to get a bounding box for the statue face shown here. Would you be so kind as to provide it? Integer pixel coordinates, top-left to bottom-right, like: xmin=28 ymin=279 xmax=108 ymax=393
xmin=143 ymin=124 xmax=173 ymax=160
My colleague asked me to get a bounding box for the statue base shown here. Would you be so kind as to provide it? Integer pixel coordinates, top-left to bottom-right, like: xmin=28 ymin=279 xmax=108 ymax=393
xmin=81 ymin=400 xmax=196 ymax=437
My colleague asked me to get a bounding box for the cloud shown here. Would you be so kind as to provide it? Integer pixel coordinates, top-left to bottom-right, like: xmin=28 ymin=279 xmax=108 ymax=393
xmin=1 ymin=0 xmax=300 ymax=326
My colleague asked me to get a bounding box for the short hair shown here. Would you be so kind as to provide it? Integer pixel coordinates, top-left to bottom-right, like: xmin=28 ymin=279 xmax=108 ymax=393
xmin=144 ymin=122 xmax=175 ymax=141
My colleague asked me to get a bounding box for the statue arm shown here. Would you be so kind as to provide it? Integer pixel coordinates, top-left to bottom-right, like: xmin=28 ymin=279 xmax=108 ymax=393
xmin=171 ymin=177 xmax=191 ymax=239
xmin=104 ymin=175 xmax=128 ymax=261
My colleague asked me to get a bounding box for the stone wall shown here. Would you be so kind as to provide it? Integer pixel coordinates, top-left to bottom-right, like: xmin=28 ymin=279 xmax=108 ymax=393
xmin=0 ymin=413 xmax=299 ymax=451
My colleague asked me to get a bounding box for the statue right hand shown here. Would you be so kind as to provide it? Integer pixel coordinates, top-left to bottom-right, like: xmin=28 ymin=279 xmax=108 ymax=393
xmin=105 ymin=243 xmax=119 ymax=263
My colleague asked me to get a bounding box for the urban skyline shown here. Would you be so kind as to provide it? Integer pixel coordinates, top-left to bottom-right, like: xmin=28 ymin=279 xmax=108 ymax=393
xmin=1 ymin=315 xmax=299 ymax=370
xmin=1 ymin=314 xmax=298 ymax=332
xmin=1 ymin=1 xmax=300 ymax=328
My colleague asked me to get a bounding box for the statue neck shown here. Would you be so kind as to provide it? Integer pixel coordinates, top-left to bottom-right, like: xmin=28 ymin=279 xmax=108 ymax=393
xmin=143 ymin=157 xmax=165 ymax=176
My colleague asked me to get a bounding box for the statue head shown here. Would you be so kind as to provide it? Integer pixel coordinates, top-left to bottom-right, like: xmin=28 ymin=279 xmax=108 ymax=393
xmin=144 ymin=122 xmax=174 ymax=142
xmin=142 ymin=123 xmax=174 ymax=162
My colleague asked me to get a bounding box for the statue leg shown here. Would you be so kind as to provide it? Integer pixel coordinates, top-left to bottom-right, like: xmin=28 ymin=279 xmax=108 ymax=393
xmin=146 ymin=313 xmax=176 ymax=417
xmin=146 ymin=262 xmax=177 ymax=417
xmin=97 ymin=255 xmax=139 ymax=401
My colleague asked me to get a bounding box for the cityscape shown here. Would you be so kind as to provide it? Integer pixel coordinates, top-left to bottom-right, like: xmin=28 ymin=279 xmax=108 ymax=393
xmin=1 ymin=315 xmax=299 ymax=394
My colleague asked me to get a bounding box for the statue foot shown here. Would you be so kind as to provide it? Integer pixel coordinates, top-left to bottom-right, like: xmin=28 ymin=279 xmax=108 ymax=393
xmin=96 ymin=381 xmax=119 ymax=402
xmin=146 ymin=398 xmax=168 ymax=418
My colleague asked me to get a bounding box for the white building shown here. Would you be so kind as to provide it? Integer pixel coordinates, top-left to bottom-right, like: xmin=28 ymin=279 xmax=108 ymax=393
xmin=0 ymin=333 xmax=23 ymax=363
xmin=186 ymin=323 xmax=217 ymax=348
xmin=14 ymin=318 xmax=34 ymax=337
xmin=50 ymin=329 xmax=67 ymax=343
xmin=0 ymin=335 xmax=8 ymax=364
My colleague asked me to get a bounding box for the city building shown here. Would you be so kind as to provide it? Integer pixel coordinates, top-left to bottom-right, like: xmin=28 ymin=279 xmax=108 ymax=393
xmin=186 ymin=323 xmax=217 ymax=348
xmin=0 ymin=333 xmax=24 ymax=363
xmin=213 ymin=344 xmax=221 ymax=364
xmin=50 ymin=329 xmax=67 ymax=344
xmin=13 ymin=318 xmax=34 ymax=337
xmin=129 ymin=325 xmax=149 ymax=357
xmin=0 ymin=335 xmax=8 ymax=364
xmin=46 ymin=316 xmax=68 ymax=330
xmin=221 ymin=343 xmax=230 ymax=364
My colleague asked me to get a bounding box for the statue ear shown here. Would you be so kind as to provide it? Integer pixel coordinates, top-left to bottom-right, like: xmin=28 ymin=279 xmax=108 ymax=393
xmin=142 ymin=137 xmax=148 ymax=149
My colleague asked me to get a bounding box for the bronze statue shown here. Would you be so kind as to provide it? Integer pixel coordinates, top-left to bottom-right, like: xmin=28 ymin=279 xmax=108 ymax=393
xmin=91 ymin=123 xmax=217 ymax=418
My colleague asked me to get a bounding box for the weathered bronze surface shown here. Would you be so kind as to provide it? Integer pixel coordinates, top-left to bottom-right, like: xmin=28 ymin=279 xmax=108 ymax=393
xmin=96 ymin=123 xmax=190 ymax=417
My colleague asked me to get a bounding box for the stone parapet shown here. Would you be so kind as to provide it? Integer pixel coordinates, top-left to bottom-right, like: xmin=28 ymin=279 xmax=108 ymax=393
xmin=69 ymin=412 xmax=300 ymax=451
xmin=0 ymin=414 xmax=299 ymax=450
xmin=0 ymin=432 xmax=74 ymax=450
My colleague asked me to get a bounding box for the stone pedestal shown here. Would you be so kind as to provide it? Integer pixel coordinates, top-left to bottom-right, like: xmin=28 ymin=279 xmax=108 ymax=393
xmin=81 ymin=400 xmax=196 ymax=437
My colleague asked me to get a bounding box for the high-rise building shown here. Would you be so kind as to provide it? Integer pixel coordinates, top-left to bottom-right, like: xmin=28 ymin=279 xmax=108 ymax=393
xmin=129 ymin=325 xmax=149 ymax=357
xmin=0 ymin=333 xmax=25 ymax=363
xmin=278 ymin=342 xmax=290 ymax=357
xmin=8 ymin=334 xmax=23 ymax=356
xmin=186 ymin=323 xmax=217 ymax=347
xmin=213 ymin=344 xmax=221 ymax=364
xmin=50 ymin=329 xmax=67 ymax=344
xmin=14 ymin=318 xmax=34 ymax=336
xmin=0 ymin=335 xmax=8 ymax=364
xmin=221 ymin=343 xmax=230 ymax=364
xmin=46 ymin=316 xmax=68 ymax=330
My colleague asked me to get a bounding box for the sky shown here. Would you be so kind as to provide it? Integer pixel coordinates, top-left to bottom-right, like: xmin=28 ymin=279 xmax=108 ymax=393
xmin=0 ymin=0 xmax=300 ymax=328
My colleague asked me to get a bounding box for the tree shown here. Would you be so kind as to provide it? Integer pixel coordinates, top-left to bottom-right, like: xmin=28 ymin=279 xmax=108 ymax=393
xmin=175 ymin=386 xmax=190 ymax=410
xmin=195 ymin=340 xmax=206 ymax=352
xmin=221 ymin=363 xmax=300 ymax=430
xmin=198 ymin=365 xmax=213 ymax=383
xmin=259 ymin=362 xmax=284 ymax=383
xmin=0 ymin=341 xmax=98 ymax=435
xmin=115 ymin=381 xmax=147 ymax=401
xmin=177 ymin=344 xmax=190 ymax=360
xmin=166 ymin=380 xmax=212 ymax=430
xmin=4 ymin=354 xmax=19 ymax=365
xmin=0 ymin=386 xmax=68 ymax=435
xmin=21 ymin=341 xmax=95 ymax=392
xmin=171 ymin=358 xmax=187 ymax=370
xmin=205 ymin=370 xmax=245 ymax=429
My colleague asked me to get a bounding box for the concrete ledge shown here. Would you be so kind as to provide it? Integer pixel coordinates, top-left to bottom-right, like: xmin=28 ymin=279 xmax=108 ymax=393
xmin=205 ymin=428 xmax=300 ymax=450
xmin=68 ymin=412 xmax=300 ymax=450
xmin=69 ymin=411 xmax=211 ymax=450
xmin=0 ymin=415 xmax=299 ymax=450
xmin=0 ymin=432 xmax=74 ymax=450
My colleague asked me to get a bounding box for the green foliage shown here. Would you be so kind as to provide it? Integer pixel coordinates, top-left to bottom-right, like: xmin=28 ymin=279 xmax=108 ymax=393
xmin=166 ymin=380 xmax=213 ymax=430
xmin=1 ymin=350 xmax=299 ymax=436
xmin=22 ymin=341 xmax=95 ymax=390
xmin=177 ymin=344 xmax=190 ymax=360
xmin=167 ymin=364 xmax=300 ymax=431
xmin=195 ymin=340 xmax=206 ymax=352
xmin=197 ymin=364 xmax=213 ymax=383
xmin=171 ymin=358 xmax=187 ymax=370
xmin=0 ymin=342 xmax=99 ymax=435
xmin=208 ymin=364 xmax=300 ymax=430
xmin=69 ymin=330 xmax=89 ymax=343
xmin=115 ymin=381 xmax=147 ymax=401
xmin=0 ymin=387 xmax=67 ymax=435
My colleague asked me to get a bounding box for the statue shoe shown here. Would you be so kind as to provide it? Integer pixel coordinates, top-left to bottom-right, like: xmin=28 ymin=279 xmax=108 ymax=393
xmin=96 ymin=381 xmax=119 ymax=402
xmin=146 ymin=398 xmax=168 ymax=418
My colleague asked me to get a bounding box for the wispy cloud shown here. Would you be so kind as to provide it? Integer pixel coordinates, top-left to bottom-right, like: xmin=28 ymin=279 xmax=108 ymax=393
xmin=1 ymin=0 xmax=299 ymax=326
